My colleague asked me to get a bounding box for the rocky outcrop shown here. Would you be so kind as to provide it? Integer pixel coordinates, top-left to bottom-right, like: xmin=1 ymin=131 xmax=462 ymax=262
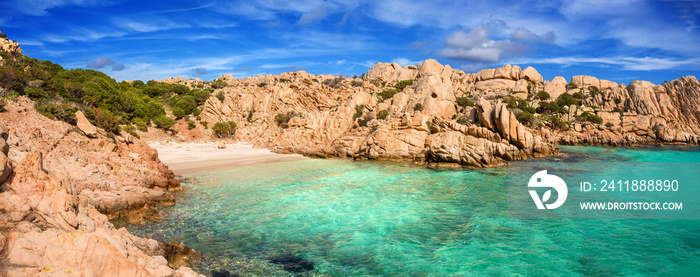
xmin=0 ymin=97 xmax=201 ymax=276
xmin=0 ymin=30 xmax=22 ymax=56
xmin=199 ymin=59 xmax=556 ymax=167
xmin=196 ymin=60 xmax=700 ymax=160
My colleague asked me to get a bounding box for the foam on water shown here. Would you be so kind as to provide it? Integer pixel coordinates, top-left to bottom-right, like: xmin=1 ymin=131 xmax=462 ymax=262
xmin=122 ymin=146 xmax=700 ymax=276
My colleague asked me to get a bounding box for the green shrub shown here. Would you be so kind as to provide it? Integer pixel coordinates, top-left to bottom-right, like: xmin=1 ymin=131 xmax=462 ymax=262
xmin=580 ymin=112 xmax=604 ymax=124
xmin=153 ymin=115 xmax=176 ymax=129
xmin=201 ymin=121 xmax=208 ymax=129
xmin=123 ymin=125 xmax=139 ymax=137
xmin=456 ymin=97 xmax=474 ymax=108
xmin=572 ymin=92 xmax=584 ymax=99
xmin=34 ymin=100 xmax=78 ymax=124
xmin=549 ymin=117 xmax=570 ymax=130
xmin=516 ymin=111 xmax=535 ymax=125
xmin=350 ymin=80 xmax=362 ymax=87
xmin=377 ymin=109 xmax=389 ymax=120
xmin=605 ymin=122 xmax=614 ymax=128
xmin=94 ymin=108 xmax=120 ymax=134
xmin=353 ymin=104 xmax=365 ymax=119
xmin=407 ymin=65 xmax=417 ymax=70
xmin=537 ymin=90 xmax=550 ymax=100
xmin=25 ymin=87 xmax=48 ymax=99
xmin=456 ymin=118 xmax=470 ymax=125
xmin=173 ymin=107 xmax=187 ymax=118
xmin=216 ymin=92 xmax=225 ymax=102
xmin=257 ymin=82 xmax=267 ymax=87
xmin=414 ymin=103 xmax=423 ymax=111
xmin=357 ymin=114 xmax=374 ymax=127
xmin=612 ymin=107 xmax=624 ymax=115
xmin=279 ymin=78 xmax=290 ymax=83
xmin=212 ymin=121 xmax=236 ymax=138
xmin=275 ymin=111 xmax=298 ymax=128
xmin=376 ymin=89 xmax=397 ymax=102
xmin=614 ymin=98 xmax=622 ymax=104
xmin=247 ymin=110 xmax=254 ymax=122
xmin=187 ymin=121 xmax=196 ymax=130
xmin=566 ymin=82 xmax=578 ymax=89
xmin=588 ymin=86 xmax=599 ymax=96
xmin=132 ymin=117 xmax=148 ymax=131
xmin=556 ymin=93 xmax=579 ymax=107
xmin=211 ymin=79 xmax=227 ymax=89
xmin=394 ymin=80 xmax=414 ymax=91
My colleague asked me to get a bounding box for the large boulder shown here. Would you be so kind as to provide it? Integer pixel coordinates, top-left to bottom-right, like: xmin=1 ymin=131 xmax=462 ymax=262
xmin=76 ymin=111 xmax=98 ymax=138
xmin=571 ymin=75 xmax=600 ymax=89
xmin=522 ymin=66 xmax=543 ymax=83
xmin=544 ymin=76 xmax=568 ymax=100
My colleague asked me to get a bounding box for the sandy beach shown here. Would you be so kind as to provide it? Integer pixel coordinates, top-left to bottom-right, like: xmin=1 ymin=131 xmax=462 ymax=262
xmin=149 ymin=142 xmax=305 ymax=175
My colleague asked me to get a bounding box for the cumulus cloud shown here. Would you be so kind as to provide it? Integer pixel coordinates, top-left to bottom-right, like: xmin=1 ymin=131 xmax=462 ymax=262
xmin=439 ymin=21 xmax=529 ymax=63
xmin=87 ymin=57 xmax=126 ymax=71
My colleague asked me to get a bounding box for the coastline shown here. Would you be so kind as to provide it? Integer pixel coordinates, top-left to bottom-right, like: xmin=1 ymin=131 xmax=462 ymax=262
xmin=149 ymin=141 xmax=306 ymax=175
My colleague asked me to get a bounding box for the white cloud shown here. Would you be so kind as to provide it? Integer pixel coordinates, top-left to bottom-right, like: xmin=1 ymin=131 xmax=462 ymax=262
xmin=511 ymin=56 xmax=700 ymax=71
xmin=87 ymin=56 xmax=126 ymax=71
xmin=391 ymin=57 xmax=421 ymax=67
xmin=297 ymin=6 xmax=328 ymax=25
xmin=439 ymin=21 xmax=529 ymax=63
xmin=115 ymin=18 xmax=190 ymax=33
xmin=511 ymin=28 xmax=554 ymax=43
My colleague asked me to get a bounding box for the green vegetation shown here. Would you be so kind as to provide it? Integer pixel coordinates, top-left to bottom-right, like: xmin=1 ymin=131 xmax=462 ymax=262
xmin=377 ymin=109 xmax=389 ymax=120
xmin=536 ymin=90 xmax=550 ymax=100
xmin=566 ymin=82 xmax=578 ymax=89
xmin=516 ymin=111 xmax=535 ymax=125
xmin=549 ymin=117 xmax=570 ymax=131
xmin=572 ymin=92 xmax=584 ymax=99
xmin=580 ymin=112 xmax=604 ymax=124
xmin=353 ymin=104 xmax=365 ymax=119
xmin=0 ymin=51 xmax=222 ymax=134
xmin=357 ymin=114 xmax=374 ymax=127
xmin=588 ymin=86 xmax=599 ymax=96
xmin=350 ymin=80 xmax=362 ymax=87
xmin=503 ymin=95 xmax=535 ymax=113
xmin=187 ymin=121 xmax=196 ymax=130
xmin=247 ymin=110 xmax=254 ymax=122
xmin=257 ymin=82 xmax=267 ymax=87
xmin=153 ymin=115 xmax=176 ymax=129
xmin=211 ymin=79 xmax=227 ymax=89
xmin=456 ymin=118 xmax=470 ymax=125
xmin=414 ymin=103 xmax=423 ymax=111
xmin=612 ymin=107 xmax=624 ymax=115
xmin=407 ymin=65 xmax=417 ymax=70
xmin=212 ymin=121 xmax=237 ymax=137
xmin=394 ymin=80 xmax=413 ymax=91
xmin=614 ymin=97 xmax=622 ymax=104
xmin=556 ymin=92 xmax=579 ymax=107
xmin=279 ymin=78 xmax=290 ymax=83
xmin=376 ymin=89 xmax=397 ymax=102
xmin=605 ymin=122 xmax=614 ymax=128
xmin=456 ymin=97 xmax=474 ymax=108
xmin=275 ymin=111 xmax=299 ymax=128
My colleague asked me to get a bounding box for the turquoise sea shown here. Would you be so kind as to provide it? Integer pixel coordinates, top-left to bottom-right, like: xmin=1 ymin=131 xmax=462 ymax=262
xmin=121 ymin=146 xmax=700 ymax=276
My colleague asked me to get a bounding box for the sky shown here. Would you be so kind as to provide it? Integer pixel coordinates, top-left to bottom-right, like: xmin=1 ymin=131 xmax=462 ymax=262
xmin=1 ymin=0 xmax=699 ymax=85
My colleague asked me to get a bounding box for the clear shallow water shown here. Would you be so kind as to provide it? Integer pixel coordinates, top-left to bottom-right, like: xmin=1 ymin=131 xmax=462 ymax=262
xmin=122 ymin=146 xmax=700 ymax=276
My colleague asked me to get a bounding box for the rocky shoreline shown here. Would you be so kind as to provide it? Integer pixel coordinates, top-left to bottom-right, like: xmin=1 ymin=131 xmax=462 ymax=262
xmin=0 ymin=97 xmax=203 ymax=276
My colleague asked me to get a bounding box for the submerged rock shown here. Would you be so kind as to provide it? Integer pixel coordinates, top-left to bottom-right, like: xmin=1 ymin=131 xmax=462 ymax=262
xmin=269 ymin=253 xmax=315 ymax=273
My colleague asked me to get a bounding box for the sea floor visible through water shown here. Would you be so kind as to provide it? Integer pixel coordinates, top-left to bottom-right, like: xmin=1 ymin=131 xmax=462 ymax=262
xmin=116 ymin=145 xmax=700 ymax=276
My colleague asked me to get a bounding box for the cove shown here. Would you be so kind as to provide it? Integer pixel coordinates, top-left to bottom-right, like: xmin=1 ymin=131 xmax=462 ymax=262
xmin=120 ymin=146 xmax=700 ymax=276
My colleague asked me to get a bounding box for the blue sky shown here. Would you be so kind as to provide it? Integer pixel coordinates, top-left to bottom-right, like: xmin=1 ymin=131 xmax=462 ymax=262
xmin=1 ymin=0 xmax=699 ymax=85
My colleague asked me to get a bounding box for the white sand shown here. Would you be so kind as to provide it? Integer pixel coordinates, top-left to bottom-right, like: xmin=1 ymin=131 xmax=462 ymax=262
xmin=149 ymin=142 xmax=305 ymax=175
